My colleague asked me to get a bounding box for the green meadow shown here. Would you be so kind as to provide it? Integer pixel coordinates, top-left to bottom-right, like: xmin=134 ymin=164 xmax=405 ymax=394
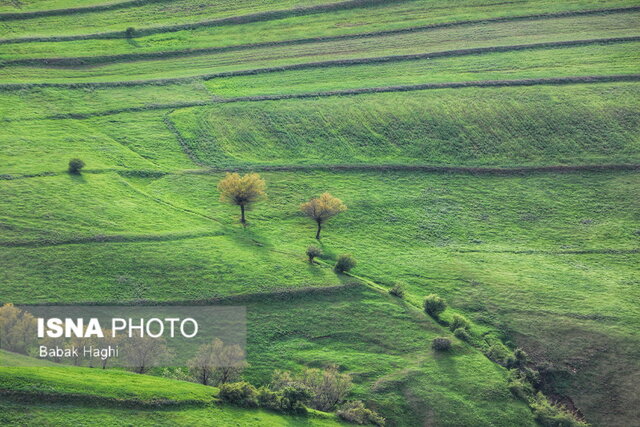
xmin=1 ymin=0 xmax=639 ymax=425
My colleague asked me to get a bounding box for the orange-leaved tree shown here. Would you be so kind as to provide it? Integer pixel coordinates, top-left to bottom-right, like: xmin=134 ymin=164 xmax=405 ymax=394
xmin=300 ymin=193 xmax=346 ymax=239
xmin=218 ymin=172 xmax=266 ymax=224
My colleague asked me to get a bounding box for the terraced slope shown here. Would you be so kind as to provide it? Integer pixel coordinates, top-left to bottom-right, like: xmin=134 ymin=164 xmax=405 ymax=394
xmin=1 ymin=0 xmax=638 ymax=425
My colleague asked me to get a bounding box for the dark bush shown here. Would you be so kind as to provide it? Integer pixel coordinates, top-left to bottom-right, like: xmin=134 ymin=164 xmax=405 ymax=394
xmin=335 ymin=254 xmax=356 ymax=273
xmin=432 ymin=337 xmax=452 ymax=351
xmin=279 ymin=385 xmax=311 ymax=414
xmin=514 ymin=348 xmax=528 ymax=366
xmin=453 ymin=327 xmax=471 ymax=342
xmin=337 ymin=400 xmax=385 ymax=425
xmin=125 ymin=27 xmax=136 ymax=38
xmin=449 ymin=314 xmax=470 ymax=331
xmin=219 ymin=382 xmax=258 ymax=407
xmin=388 ymin=283 xmax=405 ymax=298
xmin=68 ymin=158 xmax=85 ymax=174
xmin=306 ymin=245 xmax=323 ymax=263
xmin=423 ymin=294 xmax=446 ymax=318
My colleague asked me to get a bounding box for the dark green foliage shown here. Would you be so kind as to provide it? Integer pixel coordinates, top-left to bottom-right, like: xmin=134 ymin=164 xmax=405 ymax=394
xmin=279 ymin=385 xmax=311 ymax=415
xmin=306 ymin=245 xmax=322 ymax=263
xmin=453 ymin=327 xmax=471 ymax=342
xmin=68 ymin=158 xmax=85 ymax=174
xmin=388 ymin=282 xmax=405 ymax=298
xmin=531 ymin=393 xmax=588 ymax=427
xmin=337 ymin=400 xmax=386 ymax=426
xmin=218 ymin=382 xmax=258 ymax=407
xmin=449 ymin=314 xmax=470 ymax=331
xmin=335 ymin=254 xmax=356 ymax=273
xmin=257 ymin=386 xmax=282 ymax=410
xmin=125 ymin=27 xmax=136 ymax=39
xmin=507 ymin=370 xmax=534 ymax=401
xmin=432 ymin=337 xmax=452 ymax=351
xmin=423 ymin=294 xmax=446 ymax=318
xmin=514 ymin=348 xmax=529 ymax=367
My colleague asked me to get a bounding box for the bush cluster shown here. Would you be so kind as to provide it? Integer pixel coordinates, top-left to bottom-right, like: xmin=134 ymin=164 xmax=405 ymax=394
xmin=220 ymin=382 xmax=311 ymax=415
xmin=337 ymin=400 xmax=385 ymax=426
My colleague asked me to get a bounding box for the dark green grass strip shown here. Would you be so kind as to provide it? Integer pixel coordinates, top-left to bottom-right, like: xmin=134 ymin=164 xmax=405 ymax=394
xmin=0 ymin=4 xmax=638 ymax=45
xmin=0 ymin=0 xmax=171 ymax=21
xmin=5 ymin=35 xmax=639 ymax=69
xmin=4 ymin=75 xmax=638 ymax=120
xmin=0 ymin=0 xmax=402 ymax=42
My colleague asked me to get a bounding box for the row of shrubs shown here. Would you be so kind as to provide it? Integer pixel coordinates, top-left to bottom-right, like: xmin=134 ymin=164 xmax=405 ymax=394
xmin=386 ymin=286 xmax=588 ymax=425
xmin=306 ymin=245 xmax=357 ymax=273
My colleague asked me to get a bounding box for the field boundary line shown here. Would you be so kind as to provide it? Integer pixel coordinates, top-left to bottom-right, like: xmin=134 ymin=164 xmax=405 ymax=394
xmin=1 ymin=5 xmax=638 ymax=44
xmin=2 ymin=162 xmax=639 ymax=182
xmin=4 ymin=35 xmax=638 ymax=69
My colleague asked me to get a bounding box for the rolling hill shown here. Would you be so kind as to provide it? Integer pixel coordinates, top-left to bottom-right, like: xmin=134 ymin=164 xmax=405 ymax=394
xmin=1 ymin=0 xmax=638 ymax=425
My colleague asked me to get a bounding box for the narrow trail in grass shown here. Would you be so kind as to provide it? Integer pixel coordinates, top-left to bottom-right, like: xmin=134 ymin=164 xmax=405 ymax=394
xmin=1 ymin=4 xmax=638 ymax=45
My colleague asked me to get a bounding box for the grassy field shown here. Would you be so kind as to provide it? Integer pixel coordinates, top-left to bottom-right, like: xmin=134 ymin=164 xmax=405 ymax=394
xmin=1 ymin=0 xmax=638 ymax=425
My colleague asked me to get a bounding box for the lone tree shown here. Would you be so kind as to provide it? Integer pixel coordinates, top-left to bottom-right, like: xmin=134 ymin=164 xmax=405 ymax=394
xmin=300 ymin=193 xmax=346 ymax=239
xmin=218 ymin=172 xmax=266 ymax=224
xmin=68 ymin=158 xmax=85 ymax=174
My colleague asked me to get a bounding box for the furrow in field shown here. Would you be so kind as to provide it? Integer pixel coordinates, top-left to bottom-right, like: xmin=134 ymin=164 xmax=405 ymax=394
xmin=0 ymin=4 xmax=638 ymax=45
xmin=4 ymin=75 xmax=638 ymax=120
xmin=4 ymin=35 xmax=638 ymax=69
xmin=2 ymin=163 xmax=639 ymax=182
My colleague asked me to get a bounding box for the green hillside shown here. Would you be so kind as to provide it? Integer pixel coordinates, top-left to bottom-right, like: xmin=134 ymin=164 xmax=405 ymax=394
xmin=1 ymin=0 xmax=638 ymax=425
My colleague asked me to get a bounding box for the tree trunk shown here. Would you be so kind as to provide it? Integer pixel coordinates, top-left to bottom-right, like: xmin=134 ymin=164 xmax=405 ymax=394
xmin=240 ymin=204 xmax=246 ymax=224
xmin=316 ymin=220 xmax=322 ymax=239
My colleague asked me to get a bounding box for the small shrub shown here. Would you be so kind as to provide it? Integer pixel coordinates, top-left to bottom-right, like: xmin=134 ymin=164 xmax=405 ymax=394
xmin=219 ymin=382 xmax=258 ymax=407
xmin=432 ymin=337 xmax=452 ymax=351
xmin=68 ymin=158 xmax=85 ymax=174
xmin=486 ymin=342 xmax=512 ymax=366
xmin=125 ymin=27 xmax=135 ymax=38
xmin=507 ymin=370 xmax=534 ymax=401
xmin=306 ymin=245 xmax=322 ymax=263
xmin=337 ymin=400 xmax=385 ymax=426
xmin=514 ymin=348 xmax=528 ymax=366
xmin=388 ymin=283 xmax=405 ymax=298
xmin=257 ymin=386 xmax=281 ymax=410
xmin=335 ymin=254 xmax=356 ymax=273
xmin=453 ymin=327 xmax=471 ymax=342
xmin=423 ymin=294 xmax=446 ymax=318
xmin=279 ymin=385 xmax=311 ymax=414
xmin=449 ymin=314 xmax=470 ymax=331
